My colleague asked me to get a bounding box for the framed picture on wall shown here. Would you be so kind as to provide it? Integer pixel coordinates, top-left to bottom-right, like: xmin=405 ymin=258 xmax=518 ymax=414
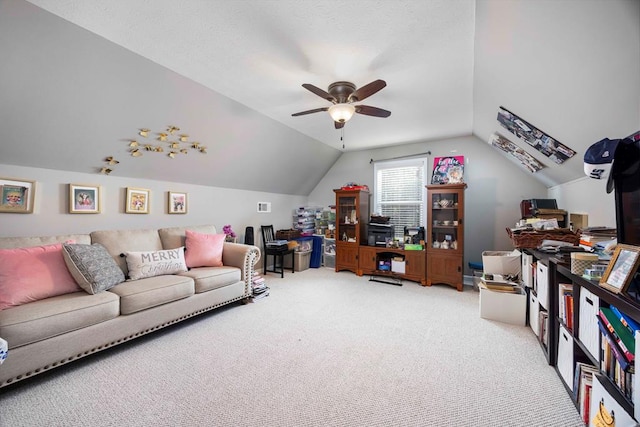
xmin=69 ymin=184 xmax=101 ymax=214
xmin=125 ymin=187 xmax=150 ymax=214
xmin=168 ymin=191 xmax=187 ymax=214
xmin=0 ymin=177 xmax=36 ymax=213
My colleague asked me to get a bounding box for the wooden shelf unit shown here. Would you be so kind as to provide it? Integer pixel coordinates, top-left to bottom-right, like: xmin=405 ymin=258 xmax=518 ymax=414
xmin=333 ymin=189 xmax=369 ymax=274
xmin=545 ymin=255 xmax=640 ymax=420
xmin=357 ymin=246 xmax=426 ymax=285
xmin=426 ymin=183 xmax=466 ymax=291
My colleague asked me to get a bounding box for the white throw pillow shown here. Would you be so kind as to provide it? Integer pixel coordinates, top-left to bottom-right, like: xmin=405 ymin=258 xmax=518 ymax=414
xmin=124 ymin=247 xmax=188 ymax=280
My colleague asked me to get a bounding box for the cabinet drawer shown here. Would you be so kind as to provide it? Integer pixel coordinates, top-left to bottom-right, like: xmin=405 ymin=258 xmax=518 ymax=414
xmin=578 ymin=287 xmax=600 ymax=363
xmin=536 ymin=262 xmax=549 ymax=310
xmin=529 ymin=292 xmax=540 ymax=336
xmin=557 ymin=324 xmax=574 ymax=392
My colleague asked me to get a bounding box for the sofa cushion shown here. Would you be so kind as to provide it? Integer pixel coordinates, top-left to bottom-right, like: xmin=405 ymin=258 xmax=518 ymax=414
xmin=0 ymin=243 xmax=81 ymax=310
xmin=0 ymin=291 xmax=119 ymax=348
xmin=179 ymin=266 xmax=242 ymax=293
xmin=62 ymin=243 xmax=126 ymax=294
xmin=91 ymin=229 xmax=163 ymax=276
xmin=124 ymin=247 xmax=188 ymax=280
xmin=0 ymin=234 xmax=91 ymax=250
xmin=184 ymin=230 xmax=225 ymax=268
xmin=158 ymin=224 xmax=217 ymax=250
xmin=107 ymin=275 xmax=194 ymax=315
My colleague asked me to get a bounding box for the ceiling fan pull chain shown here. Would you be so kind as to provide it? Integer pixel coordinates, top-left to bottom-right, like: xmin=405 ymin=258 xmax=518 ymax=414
xmin=341 ymin=127 xmax=345 ymax=149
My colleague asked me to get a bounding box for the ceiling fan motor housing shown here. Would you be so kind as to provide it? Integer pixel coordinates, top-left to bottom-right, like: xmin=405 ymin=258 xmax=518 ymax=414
xmin=328 ymin=81 xmax=356 ymax=103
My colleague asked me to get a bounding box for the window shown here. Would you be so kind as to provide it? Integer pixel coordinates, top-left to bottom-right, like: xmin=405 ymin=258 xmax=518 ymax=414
xmin=373 ymin=158 xmax=427 ymax=239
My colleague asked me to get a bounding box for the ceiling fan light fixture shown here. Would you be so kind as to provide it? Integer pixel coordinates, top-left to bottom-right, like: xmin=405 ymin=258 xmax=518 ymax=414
xmin=328 ymin=103 xmax=355 ymax=123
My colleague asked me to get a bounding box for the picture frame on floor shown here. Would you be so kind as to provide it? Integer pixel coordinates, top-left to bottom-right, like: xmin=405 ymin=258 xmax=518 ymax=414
xmin=0 ymin=177 xmax=35 ymax=213
xmin=69 ymin=184 xmax=101 ymax=214
xmin=125 ymin=187 xmax=150 ymax=214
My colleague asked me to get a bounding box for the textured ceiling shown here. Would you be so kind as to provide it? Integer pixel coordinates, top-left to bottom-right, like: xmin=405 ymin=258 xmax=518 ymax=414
xmin=25 ymin=0 xmax=476 ymax=151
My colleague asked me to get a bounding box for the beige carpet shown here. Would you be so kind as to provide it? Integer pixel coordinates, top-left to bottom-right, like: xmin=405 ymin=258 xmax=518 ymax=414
xmin=0 ymin=268 xmax=583 ymax=426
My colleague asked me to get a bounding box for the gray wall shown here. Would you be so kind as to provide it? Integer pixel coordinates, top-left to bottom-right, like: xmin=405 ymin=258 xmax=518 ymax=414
xmin=0 ymin=164 xmax=305 ymax=242
xmin=308 ymin=135 xmax=549 ymax=273
xmin=473 ymin=0 xmax=640 ymax=188
xmin=0 ymin=0 xmax=340 ymax=196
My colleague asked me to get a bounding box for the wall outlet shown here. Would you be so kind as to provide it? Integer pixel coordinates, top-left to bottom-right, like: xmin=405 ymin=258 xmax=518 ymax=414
xmin=257 ymin=202 xmax=271 ymax=213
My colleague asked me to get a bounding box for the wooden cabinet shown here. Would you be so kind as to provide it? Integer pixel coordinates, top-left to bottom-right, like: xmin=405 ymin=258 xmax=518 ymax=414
xmin=426 ymin=183 xmax=466 ymax=291
xmin=334 ymin=189 xmax=369 ymax=274
xmin=357 ymin=246 xmax=426 ymax=285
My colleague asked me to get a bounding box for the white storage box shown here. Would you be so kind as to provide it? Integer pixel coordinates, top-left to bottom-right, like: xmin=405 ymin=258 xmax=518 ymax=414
xmin=479 ymin=282 xmax=526 ymax=325
xmin=482 ymin=250 xmax=522 ymax=276
xmin=283 ymin=250 xmax=311 ymax=271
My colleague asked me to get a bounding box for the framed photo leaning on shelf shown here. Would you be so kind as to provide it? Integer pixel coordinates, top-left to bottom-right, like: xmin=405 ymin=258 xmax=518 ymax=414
xmin=600 ymin=244 xmax=640 ymax=294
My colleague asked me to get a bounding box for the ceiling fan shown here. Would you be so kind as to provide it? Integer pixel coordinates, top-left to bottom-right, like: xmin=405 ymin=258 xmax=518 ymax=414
xmin=292 ymin=80 xmax=391 ymax=129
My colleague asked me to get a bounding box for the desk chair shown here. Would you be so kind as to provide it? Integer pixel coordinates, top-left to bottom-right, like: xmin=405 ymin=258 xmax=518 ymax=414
xmin=261 ymin=225 xmax=295 ymax=278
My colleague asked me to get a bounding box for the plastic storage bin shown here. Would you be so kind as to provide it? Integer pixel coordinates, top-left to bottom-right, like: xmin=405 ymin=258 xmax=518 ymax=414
xmin=283 ymin=250 xmax=312 ymax=271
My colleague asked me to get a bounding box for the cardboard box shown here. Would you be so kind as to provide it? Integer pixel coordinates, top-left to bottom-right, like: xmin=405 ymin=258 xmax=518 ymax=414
xmin=479 ymin=281 xmax=526 ymax=325
xmin=482 ymin=250 xmax=522 ymax=276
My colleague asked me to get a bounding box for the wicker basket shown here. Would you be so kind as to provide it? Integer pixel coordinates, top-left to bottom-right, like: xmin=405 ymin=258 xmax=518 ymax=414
xmin=506 ymin=228 xmax=580 ymax=249
xmin=276 ymin=229 xmax=301 ymax=240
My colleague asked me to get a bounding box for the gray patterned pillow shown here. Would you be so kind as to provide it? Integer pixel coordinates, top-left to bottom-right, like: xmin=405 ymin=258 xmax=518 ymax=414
xmin=62 ymin=243 xmax=125 ymax=294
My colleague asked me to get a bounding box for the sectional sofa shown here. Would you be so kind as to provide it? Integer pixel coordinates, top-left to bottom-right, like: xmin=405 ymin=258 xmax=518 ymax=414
xmin=0 ymin=224 xmax=260 ymax=388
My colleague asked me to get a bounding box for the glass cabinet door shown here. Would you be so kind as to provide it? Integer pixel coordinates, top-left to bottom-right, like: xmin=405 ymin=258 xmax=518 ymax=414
xmin=430 ymin=192 xmax=461 ymax=252
xmin=337 ymin=195 xmax=358 ymax=243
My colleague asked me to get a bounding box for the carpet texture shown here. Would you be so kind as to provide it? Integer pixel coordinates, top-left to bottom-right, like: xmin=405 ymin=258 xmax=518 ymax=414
xmin=0 ymin=268 xmax=583 ymax=426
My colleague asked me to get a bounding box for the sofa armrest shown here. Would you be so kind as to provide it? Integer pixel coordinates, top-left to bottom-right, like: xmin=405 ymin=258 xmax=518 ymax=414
xmin=222 ymin=243 xmax=261 ymax=293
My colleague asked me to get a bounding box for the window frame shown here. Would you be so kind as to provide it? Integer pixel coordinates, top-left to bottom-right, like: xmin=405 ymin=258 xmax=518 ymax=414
xmin=373 ymin=157 xmax=428 ymax=239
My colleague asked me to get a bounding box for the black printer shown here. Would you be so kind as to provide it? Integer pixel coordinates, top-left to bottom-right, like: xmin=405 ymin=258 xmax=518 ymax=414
xmin=367 ymin=223 xmax=394 ymax=246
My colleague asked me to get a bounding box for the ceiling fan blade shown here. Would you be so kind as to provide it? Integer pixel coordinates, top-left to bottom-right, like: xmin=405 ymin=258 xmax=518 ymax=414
xmin=334 ymin=121 xmax=345 ymax=129
xmin=355 ymin=105 xmax=391 ymax=118
xmin=292 ymin=107 xmax=329 ymax=117
xmin=302 ymin=84 xmax=336 ymax=103
xmin=349 ymin=79 xmax=386 ymax=102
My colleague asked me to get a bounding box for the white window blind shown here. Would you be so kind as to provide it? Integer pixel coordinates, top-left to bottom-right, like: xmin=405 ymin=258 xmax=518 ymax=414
xmin=373 ymin=158 xmax=427 ymax=239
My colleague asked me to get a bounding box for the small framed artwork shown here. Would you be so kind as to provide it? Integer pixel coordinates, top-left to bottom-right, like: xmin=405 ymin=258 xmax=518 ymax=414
xmin=168 ymin=191 xmax=187 ymax=214
xmin=600 ymin=244 xmax=640 ymax=294
xmin=125 ymin=187 xmax=150 ymax=214
xmin=0 ymin=177 xmax=36 ymax=213
xmin=69 ymin=184 xmax=101 ymax=214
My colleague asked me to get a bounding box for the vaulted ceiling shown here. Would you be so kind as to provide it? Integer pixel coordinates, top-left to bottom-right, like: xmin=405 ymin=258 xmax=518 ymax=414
xmin=3 ymin=1 xmax=639 ymax=194
xmin=25 ymin=0 xmax=476 ymax=151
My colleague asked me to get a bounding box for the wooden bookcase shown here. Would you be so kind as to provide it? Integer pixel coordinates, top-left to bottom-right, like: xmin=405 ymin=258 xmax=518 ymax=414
xmin=333 ymin=189 xmax=369 ymax=274
xmin=426 ymin=183 xmax=466 ymax=291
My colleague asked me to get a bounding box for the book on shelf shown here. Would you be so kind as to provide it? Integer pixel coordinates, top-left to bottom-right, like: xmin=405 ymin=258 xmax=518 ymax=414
xmin=558 ymin=283 xmax=573 ymax=331
xmin=597 ymin=315 xmax=631 ymax=372
xmin=609 ymin=305 xmax=640 ymax=335
xmin=573 ymin=362 xmax=598 ymax=424
xmin=599 ymin=307 xmax=635 ymax=363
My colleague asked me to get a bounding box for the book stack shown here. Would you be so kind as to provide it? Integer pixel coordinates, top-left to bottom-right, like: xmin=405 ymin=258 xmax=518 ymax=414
xmin=578 ymin=227 xmax=617 ymax=251
xmin=558 ymin=283 xmax=574 ymax=331
xmin=597 ymin=305 xmax=637 ymax=401
xmin=251 ymin=273 xmax=269 ymax=301
xmin=574 ymin=362 xmax=599 ymax=424
xmin=480 ymin=274 xmax=520 ymax=293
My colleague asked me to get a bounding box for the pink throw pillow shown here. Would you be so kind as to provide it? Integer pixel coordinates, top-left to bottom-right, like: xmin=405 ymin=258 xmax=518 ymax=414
xmin=184 ymin=230 xmax=225 ymax=268
xmin=0 ymin=243 xmax=81 ymax=310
